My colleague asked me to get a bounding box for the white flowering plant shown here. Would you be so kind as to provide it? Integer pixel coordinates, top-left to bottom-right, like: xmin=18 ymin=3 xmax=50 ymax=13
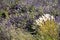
xmin=35 ymin=14 xmax=58 ymax=40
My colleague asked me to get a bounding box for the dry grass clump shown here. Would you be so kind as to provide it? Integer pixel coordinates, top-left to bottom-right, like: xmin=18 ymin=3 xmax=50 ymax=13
xmin=35 ymin=14 xmax=58 ymax=40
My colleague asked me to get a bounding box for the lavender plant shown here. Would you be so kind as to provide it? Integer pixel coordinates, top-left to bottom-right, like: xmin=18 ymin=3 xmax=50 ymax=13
xmin=0 ymin=0 xmax=59 ymax=40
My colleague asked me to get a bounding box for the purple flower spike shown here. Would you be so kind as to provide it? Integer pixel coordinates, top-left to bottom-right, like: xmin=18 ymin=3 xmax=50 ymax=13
xmin=55 ymin=16 xmax=60 ymax=24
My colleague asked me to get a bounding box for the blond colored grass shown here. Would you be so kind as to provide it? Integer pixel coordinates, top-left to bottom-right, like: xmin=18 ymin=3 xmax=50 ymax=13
xmin=35 ymin=14 xmax=58 ymax=40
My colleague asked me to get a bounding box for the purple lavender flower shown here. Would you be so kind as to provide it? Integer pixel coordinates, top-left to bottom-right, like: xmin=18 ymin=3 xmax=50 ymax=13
xmin=55 ymin=16 xmax=60 ymax=23
xmin=27 ymin=0 xmax=33 ymax=4
xmin=5 ymin=20 xmax=12 ymax=27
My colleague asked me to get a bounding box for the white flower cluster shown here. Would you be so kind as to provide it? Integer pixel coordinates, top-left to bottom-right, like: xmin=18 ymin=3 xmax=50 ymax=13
xmin=35 ymin=14 xmax=54 ymax=25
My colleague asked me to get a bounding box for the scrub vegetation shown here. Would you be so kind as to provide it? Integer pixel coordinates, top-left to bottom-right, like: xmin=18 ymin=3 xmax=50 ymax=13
xmin=0 ymin=0 xmax=60 ymax=40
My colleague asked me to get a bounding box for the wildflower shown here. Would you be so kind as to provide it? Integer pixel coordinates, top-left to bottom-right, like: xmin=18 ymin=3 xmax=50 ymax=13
xmin=35 ymin=14 xmax=54 ymax=26
xmin=44 ymin=14 xmax=51 ymax=20
xmin=51 ymin=15 xmax=54 ymax=20
xmin=42 ymin=15 xmax=47 ymax=21
xmin=39 ymin=17 xmax=43 ymax=23
xmin=35 ymin=19 xmax=39 ymax=25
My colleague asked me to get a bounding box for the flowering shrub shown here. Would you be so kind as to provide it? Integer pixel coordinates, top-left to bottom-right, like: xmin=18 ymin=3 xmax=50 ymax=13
xmin=35 ymin=14 xmax=58 ymax=40
xmin=0 ymin=0 xmax=59 ymax=40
